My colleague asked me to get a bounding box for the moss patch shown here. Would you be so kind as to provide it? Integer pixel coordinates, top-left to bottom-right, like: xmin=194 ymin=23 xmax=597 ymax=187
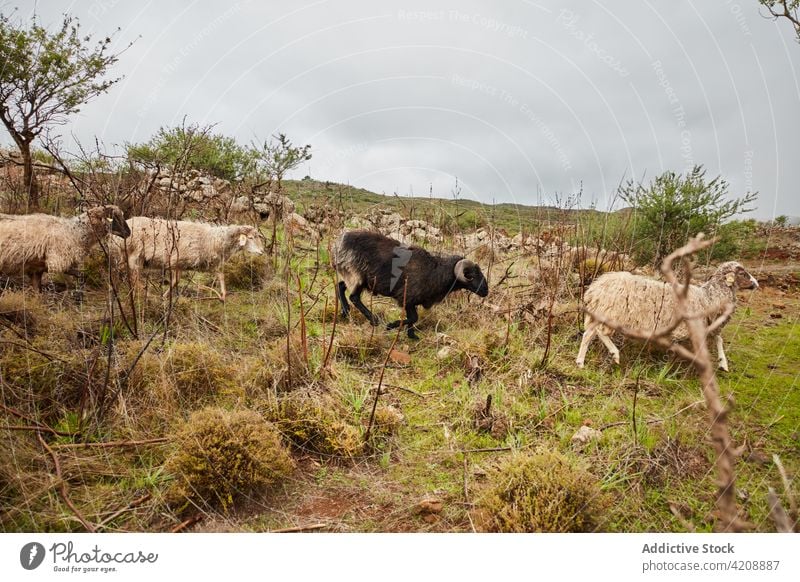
xmin=166 ymin=407 xmax=294 ymax=512
xmin=474 ymin=450 xmax=607 ymax=532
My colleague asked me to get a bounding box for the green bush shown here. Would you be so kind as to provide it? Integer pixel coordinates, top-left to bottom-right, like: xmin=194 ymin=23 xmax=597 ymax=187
xmin=166 ymin=407 xmax=294 ymax=512
xmin=712 ymin=219 xmax=763 ymax=260
xmin=474 ymin=450 xmax=606 ymax=532
xmin=127 ymin=124 xmax=255 ymax=181
xmin=620 ymin=166 xmax=757 ymax=267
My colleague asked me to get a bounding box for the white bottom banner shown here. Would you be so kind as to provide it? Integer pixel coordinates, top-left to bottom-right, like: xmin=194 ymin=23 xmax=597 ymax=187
xmin=1 ymin=533 xmax=797 ymax=581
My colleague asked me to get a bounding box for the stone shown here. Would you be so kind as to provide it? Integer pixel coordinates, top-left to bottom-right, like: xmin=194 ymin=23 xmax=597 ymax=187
xmin=571 ymin=425 xmax=602 ymax=448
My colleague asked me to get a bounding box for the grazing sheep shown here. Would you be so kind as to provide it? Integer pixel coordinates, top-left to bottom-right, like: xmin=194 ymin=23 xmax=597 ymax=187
xmin=0 ymin=206 xmax=130 ymax=291
xmin=576 ymin=261 xmax=758 ymax=371
xmin=334 ymin=230 xmax=488 ymax=339
xmin=113 ymin=217 xmax=264 ymax=300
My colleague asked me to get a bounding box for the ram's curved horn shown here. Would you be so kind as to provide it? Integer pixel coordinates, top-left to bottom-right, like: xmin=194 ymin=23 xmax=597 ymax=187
xmin=454 ymin=259 xmax=476 ymax=283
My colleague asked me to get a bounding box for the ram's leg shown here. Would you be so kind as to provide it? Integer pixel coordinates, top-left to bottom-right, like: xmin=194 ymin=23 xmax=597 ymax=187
xmin=596 ymin=329 xmax=621 ymax=365
xmin=349 ymin=286 xmax=379 ymax=326
xmin=387 ymin=304 xmax=420 ymax=339
xmin=716 ymin=334 xmax=729 ymax=372
xmin=575 ymin=324 xmax=597 ymax=369
xmin=337 ymin=281 xmax=350 ymax=318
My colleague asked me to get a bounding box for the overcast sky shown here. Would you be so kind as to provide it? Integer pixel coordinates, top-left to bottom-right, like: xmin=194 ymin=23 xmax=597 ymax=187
xmin=7 ymin=0 xmax=800 ymax=218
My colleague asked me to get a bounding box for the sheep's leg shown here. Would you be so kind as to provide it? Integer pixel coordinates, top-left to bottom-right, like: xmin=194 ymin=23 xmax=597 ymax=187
xmin=164 ymin=268 xmax=181 ymax=299
xmin=575 ymin=325 xmax=598 ymax=369
xmin=127 ymin=257 xmax=142 ymax=301
xmin=387 ymin=304 xmax=420 ymax=339
xmin=715 ymin=334 xmax=729 ymax=372
xmin=218 ymin=271 xmax=227 ymax=302
xmin=349 ymin=286 xmax=379 ymax=326
xmin=337 ymin=281 xmax=350 ymax=318
xmin=29 ymin=271 xmax=43 ymax=293
xmin=596 ymin=330 xmax=621 ymax=365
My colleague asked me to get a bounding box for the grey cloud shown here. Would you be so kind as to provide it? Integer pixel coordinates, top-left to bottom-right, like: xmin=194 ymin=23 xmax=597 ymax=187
xmin=11 ymin=0 xmax=800 ymax=218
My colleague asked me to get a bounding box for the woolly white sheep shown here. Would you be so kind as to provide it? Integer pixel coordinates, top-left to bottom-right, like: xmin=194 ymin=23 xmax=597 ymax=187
xmin=112 ymin=217 xmax=264 ymax=300
xmin=0 ymin=205 xmax=130 ymax=291
xmin=576 ymin=261 xmax=758 ymax=371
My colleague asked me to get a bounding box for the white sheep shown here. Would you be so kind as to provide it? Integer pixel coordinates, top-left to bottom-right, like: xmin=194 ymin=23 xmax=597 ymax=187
xmin=575 ymin=261 xmax=759 ymax=371
xmin=112 ymin=217 xmax=264 ymax=300
xmin=0 ymin=206 xmax=130 ymax=291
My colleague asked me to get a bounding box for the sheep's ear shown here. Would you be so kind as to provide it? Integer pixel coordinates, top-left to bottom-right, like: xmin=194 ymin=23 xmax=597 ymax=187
xmin=454 ymin=259 xmax=474 ymax=283
xmin=725 ymin=273 xmax=735 ymax=287
xmin=238 ymin=233 xmax=247 ymax=247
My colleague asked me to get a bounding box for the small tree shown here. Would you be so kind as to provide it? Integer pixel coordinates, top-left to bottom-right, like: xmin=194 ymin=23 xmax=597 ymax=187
xmin=251 ymin=133 xmax=311 ymax=192
xmin=127 ymin=123 xmax=254 ymax=182
xmin=619 ymin=166 xmax=757 ymax=267
xmin=759 ymin=1 xmax=800 ymax=42
xmin=0 ymin=12 xmax=126 ymax=208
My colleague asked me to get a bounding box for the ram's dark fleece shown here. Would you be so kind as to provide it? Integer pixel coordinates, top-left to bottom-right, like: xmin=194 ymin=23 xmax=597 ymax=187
xmin=334 ymin=230 xmax=488 ymax=339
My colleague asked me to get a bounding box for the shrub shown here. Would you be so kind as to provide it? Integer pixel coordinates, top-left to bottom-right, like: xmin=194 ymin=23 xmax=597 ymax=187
xmin=165 ymin=342 xmax=236 ymax=403
xmin=166 ymin=407 xmax=294 ymax=512
xmin=619 ymin=166 xmax=757 ymax=267
xmin=369 ymin=404 xmax=404 ymax=442
xmin=222 ymin=253 xmax=270 ymax=291
xmin=334 ymin=327 xmax=389 ymax=363
xmin=712 ymin=219 xmax=763 ymax=260
xmin=79 ymin=249 xmax=111 ymax=290
xmin=474 ymin=450 xmax=606 ymax=532
xmin=245 ymin=336 xmax=311 ymax=394
xmin=0 ymin=340 xmax=94 ymax=416
xmin=0 ymin=290 xmax=47 ymax=335
xmin=266 ymin=392 xmax=363 ymax=458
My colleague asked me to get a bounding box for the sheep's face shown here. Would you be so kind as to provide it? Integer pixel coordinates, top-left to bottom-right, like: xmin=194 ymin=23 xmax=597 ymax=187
xmin=717 ymin=261 xmax=758 ymax=290
xmin=107 ymin=206 xmax=131 ymax=239
xmin=455 ymin=259 xmax=489 ymax=297
xmin=235 ymin=226 xmax=265 ymax=255
xmin=86 ymin=205 xmax=130 ymax=239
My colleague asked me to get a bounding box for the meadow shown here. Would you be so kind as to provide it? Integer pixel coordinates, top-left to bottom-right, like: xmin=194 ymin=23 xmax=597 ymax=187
xmin=1 ymin=181 xmax=797 ymax=533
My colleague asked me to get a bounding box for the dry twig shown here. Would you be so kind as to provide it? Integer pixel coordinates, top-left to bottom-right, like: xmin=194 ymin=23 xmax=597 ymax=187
xmin=36 ymin=432 xmax=96 ymax=532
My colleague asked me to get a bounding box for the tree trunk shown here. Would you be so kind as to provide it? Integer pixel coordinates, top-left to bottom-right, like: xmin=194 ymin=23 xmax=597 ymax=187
xmin=20 ymin=142 xmax=40 ymax=210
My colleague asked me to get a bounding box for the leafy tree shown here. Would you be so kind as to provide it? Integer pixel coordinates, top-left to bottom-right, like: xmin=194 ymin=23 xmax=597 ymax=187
xmin=619 ymin=166 xmax=757 ymax=266
xmin=759 ymin=1 xmax=800 ymax=42
xmin=251 ymin=133 xmax=311 ymax=192
xmin=0 ymin=12 xmax=125 ymax=208
xmin=127 ymin=122 xmax=255 ymax=182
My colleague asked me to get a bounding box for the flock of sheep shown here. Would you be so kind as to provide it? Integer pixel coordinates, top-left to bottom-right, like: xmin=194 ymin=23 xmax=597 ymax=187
xmin=0 ymin=205 xmax=263 ymax=300
xmin=0 ymin=205 xmax=759 ymax=369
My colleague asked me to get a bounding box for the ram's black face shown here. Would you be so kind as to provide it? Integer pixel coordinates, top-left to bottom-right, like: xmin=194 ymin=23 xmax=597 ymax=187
xmin=107 ymin=207 xmax=131 ymax=239
xmin=462 ymin=264 xmax=489 ymax=297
